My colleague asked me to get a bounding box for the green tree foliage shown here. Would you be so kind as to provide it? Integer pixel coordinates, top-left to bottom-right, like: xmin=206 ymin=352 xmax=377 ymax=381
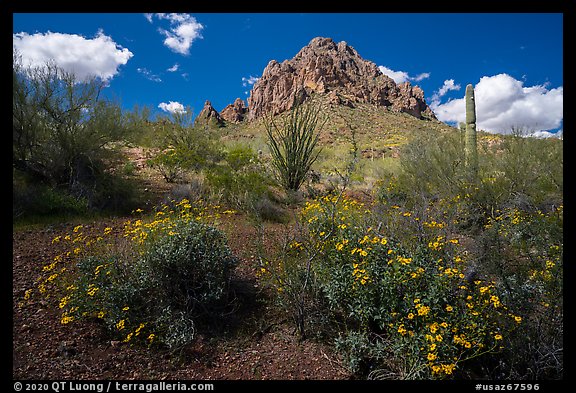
xmin=13 ymin=54 xmax=140 ymax=207
xmin=147 ymin=107 xmax=222 ymax=182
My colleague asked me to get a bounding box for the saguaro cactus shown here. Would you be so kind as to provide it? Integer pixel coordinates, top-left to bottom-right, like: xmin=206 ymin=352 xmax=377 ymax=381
xmin=464 ymin=84 xmax=478 ymax=177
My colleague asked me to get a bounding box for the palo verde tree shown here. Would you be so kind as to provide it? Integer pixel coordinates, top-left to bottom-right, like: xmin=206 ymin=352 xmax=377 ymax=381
xmin=13 ymin=53 xmax=138 ymax=205
xmin=265 ymin=99 xmax=327 ymax=192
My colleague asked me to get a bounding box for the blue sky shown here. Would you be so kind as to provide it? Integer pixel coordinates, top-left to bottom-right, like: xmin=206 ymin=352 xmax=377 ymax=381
xmin=13 ymin=13 xmax=563 ymax=135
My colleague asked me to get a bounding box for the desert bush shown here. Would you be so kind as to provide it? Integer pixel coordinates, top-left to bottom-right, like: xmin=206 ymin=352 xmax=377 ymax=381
xmin=13 ymin=176 xmax=88 ymax=219
xmin=475 ymin=204 xmax=563 ymax=378
xmin=147 ymin=108 xmax=223 ymax=183
xmin=372 ymin=127 xmax=563 ymax=379
xmin=206 ymin=144 xmax=284 ymax=220
xmin=26 ymin=199 xmax=237 ymax=351
xmin=261 ymin=194 xmax=523 ymax=379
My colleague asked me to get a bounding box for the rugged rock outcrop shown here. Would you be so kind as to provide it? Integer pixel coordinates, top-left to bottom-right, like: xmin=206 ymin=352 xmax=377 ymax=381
xmin=220 ymin=98 xmax=248 ymax=123
xmin=195 ymin=100 xmax=224 ymax=127
xmin=247 ymin=37 xmax=435 ymax=120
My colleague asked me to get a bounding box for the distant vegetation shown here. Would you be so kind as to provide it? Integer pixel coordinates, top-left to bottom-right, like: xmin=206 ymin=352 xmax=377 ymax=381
xmin=15 ymin=59 xmax=562 ymax=380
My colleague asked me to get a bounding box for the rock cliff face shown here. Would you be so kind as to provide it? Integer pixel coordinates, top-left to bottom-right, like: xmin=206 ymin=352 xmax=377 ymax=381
xmin=220 ymin=98 xmax=248 ymax=123
xmin=195 ymin=100 xmax=224 ymax=127
xmin=247 ymin=37 xmax=435 ymax=120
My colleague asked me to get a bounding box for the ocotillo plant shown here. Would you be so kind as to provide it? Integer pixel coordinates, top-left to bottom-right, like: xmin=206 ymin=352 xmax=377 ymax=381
xmin=265 ymin=100 xmax=326 ymax=191
xmin=465 ymin=84 xmax=478 ymax=177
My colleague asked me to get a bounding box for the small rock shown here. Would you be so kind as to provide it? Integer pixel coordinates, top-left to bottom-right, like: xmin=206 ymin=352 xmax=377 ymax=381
xmin=58 ymin=341 xmax=77 ymax=357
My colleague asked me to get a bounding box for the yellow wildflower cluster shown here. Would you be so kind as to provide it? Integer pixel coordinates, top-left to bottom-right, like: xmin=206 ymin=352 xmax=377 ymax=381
xmin=428 ymin=235 xmax=445 ymax=251
xmin=352 ymin=262 xmax=370 ymax=286
xmin=423 ymin=220 xmax=447 ymax=229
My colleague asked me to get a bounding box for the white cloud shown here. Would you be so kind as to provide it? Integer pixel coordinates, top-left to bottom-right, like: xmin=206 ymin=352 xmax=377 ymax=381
xmin=158 ymin=101 xmax=186 ymax=114
xmin=242 ymin=75 xmax=259 ymax=87
xmin=146 ymin=13 xmax=203 ymax=55
xmin=431 ymin=74 xmax=563 ymax=135
xmin=530 ymin=130 xmax=561 ymax=139
xmin=378 ymin=65 xmax=430 ymax=84
xmin=137 ymin=67 xmax=162 ymax=82
xmin=430 ymin=79 xmax=461 ymax=107
xmin=412 ymin=72 xmax=431 ymax=82
xmin=12 ymin=30 xmax=133 ymax=82
xmin=167 ymin=63 xmax=179 ymax=72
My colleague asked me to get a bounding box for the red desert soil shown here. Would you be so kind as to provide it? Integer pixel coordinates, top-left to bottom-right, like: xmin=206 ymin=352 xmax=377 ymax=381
xmin=12 ymin=213 xmax=351 ymax=380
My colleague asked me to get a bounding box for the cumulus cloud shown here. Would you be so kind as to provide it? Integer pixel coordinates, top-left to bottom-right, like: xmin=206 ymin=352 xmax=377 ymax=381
xmin=158 ymin=101 xmax=186 ymax=114
xmin=431 ymin=74 xmax=563 ymax=135
xmin=167 ymin=63 xmax=179 ymax=72
xmin=12 ymin=30 xmax=133 ymax=82
xmin=137 ymin=67 xmax=162 ymax=82
xmin=378 ymin=65 xmax=430 ymax=84
xmin=145 ymin=13 xmax=203 ymax=55
xmin=430 ymin=79 xmax=461 ymax=107
xmin=242 ymin=75 xmax=259 ymax=87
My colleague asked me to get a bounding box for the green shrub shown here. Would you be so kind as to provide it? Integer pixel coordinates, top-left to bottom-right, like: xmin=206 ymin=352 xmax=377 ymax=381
xmin=147 ymin=108 xmax=223 ymax=183
xmin=263 ymin=194 xmax=523 ymax=379
xmin=206 ymin=144 xmax=280 ymax=219
xmin=28 ymin=199 xmax=237 ymax=351
xmin=13 ymin=176 xmax=88 ymax=220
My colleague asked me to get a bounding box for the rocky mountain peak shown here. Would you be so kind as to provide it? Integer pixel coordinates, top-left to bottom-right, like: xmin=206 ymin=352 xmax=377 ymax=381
xmin=220 ymin=98 xmax=248 ymax=123
xmin=247 ymin=37 xmax=435 ymax=120
xmin=195 ymin=100 xmax=224 ymax=127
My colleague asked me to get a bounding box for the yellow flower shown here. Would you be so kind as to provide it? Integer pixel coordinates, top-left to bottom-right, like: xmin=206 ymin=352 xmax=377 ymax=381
xmin=147 ymin=333 xmax=156 ymax=343
xmin=123 ymin=332 xmax=134 ymax=343
xmin=440 ymin=322 xmax=448 ymax=328
xmin=61 ymin=315 xmax=74 ymax=325
xmin=23 ymin=289 xmax=33 ymax=300
xmin=442 ymin=363 xmax=455 ymax=375
xmin=397 ymin=324 xmax=407 ymax=335
xmin=87 ymin=287 xmax=99 ymax=296
xmin=116 ymin=319 xmax=126 ymax=330
xmin=407 ymin=313 xmax=414 ymax=320
xmin=427 ymin=353 xmax=437 ymax=361
xmin=122 ymin=306 xmax=130 ymax=311
xmin=445 ymin=305 xmax=453 ymax=312
xmin=97 ymin=311 xmax=105 ymax=319
xmin=417 ymin=305 xmax=430 ymax=316
xmin=514 ymin=316 xmax=522 ymax=324
xmin=135 ymin=323 xmax=145 ymax=335
xmin=494 ymin=334 xmax=503 ymax=340
xmin=435 ymin=334 xmax=443 ymax=342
